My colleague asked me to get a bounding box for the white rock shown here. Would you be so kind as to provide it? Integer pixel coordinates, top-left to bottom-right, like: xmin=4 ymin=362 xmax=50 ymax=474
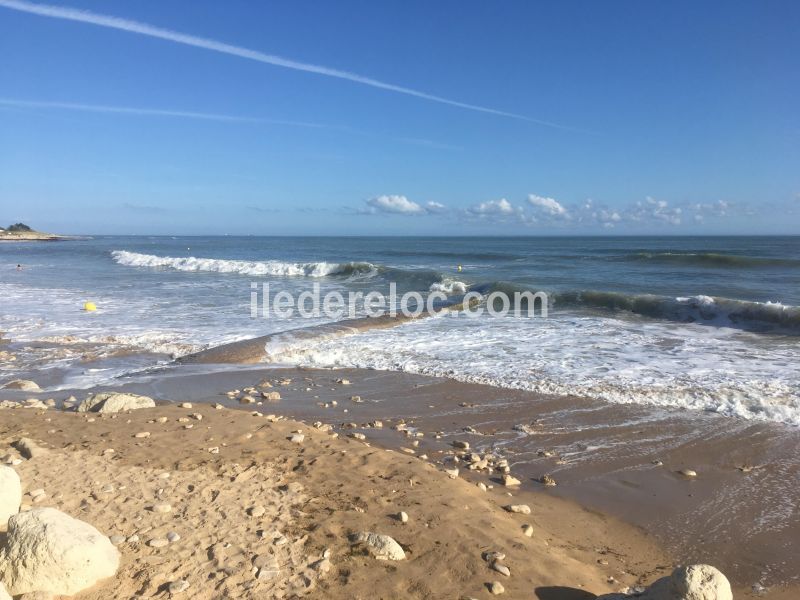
xmin=522 ymin=524 xmax=534 ymax=537
xmin=501 ymin=474 xmax=521 ymax=486
xmin=168 ymin=580 xmax=190 ymax=594
xmin=178 ymin=402 xmax=192 ymax=409
xmin=0 ymin=582 xmax=9 ymax=600
xmin=289 ymin=433 xmax=304 ymax=444
xmin=134 ymin=431 xmax=151 ymax=439
xmin=504 ymin=504 xmax=531 ymax=515
xmin=150 ymin=503 xmax=171 ymax=514
xmin=77 ymin=392 xmax=155 ymax=413
xmin=452 ymin=440 xmax=470 ymax=449
xmin=491 ymin=562 xmax=511 ymax=577
xmin=2 ymin=380 xmax=40 ymax=392
xmin=166 ymin=531 xmax=180 ymax=543
xmin=0 ymin=466 xmax=22 ymax=530
xmin=595 ymin=564 xmax=732 ymax=600
xmin=488 ymin=581 xmax=505 ymax=595
xmin=679 ymin=469 xmax=698 ymax=478
xmin=398 ymin=511 xmax=409 ymax=523
xmin=0 ymin=507 xmax=119 ymax=596
xmin=12 ymin=439 xmax=48 ymax=460
xmin=353 ymin=532 xmax=405 ymax=561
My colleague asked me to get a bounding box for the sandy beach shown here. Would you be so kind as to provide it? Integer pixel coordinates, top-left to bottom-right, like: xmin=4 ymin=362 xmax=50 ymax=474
xmin=1 ymin=363 xmax=797 ymax=598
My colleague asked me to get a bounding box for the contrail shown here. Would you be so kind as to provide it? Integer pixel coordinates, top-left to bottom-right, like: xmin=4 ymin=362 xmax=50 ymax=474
xmin=0 ymin=98 xmax=326 ymax=127
xmin=0 ymin=0 xmax=577 ymax=131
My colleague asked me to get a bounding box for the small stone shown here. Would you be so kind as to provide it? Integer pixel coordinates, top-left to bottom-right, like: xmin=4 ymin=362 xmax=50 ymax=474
xmin=168 ymin=580 xmax=190 ymax=594
xmin=167 ymin=531 xmax=180 ymax=542
xmin=501 ymin=474 xmax=521 ymax=486
xmin=134 ymin=432 xmax=150 ymax=439
xmin=150 ymin=503 xmax=171 ymax=514
xmin=249 ymin=505 xmax=266 ymax=518
xmin=352 ymin=532 xmax=405 ymax=560
xmin=488 ymin=581 xmax=505 ymax=595
xmin=504 ymin=504 xmax=531 ymax=514
xmin=348 ymin=432 xmax=366 ymax=441
xmin=262 ymin=391 xmax=281 ymax=401
xmin=539 ymin=474 xmax=557 ymax=486
xmin=336 ymin=378 xmax=351 ymax=385
xmin=444 ymin=468 xmax=459 ymax=479
xmin=398 ymin=511 xmax=409 ymax=523
xmin=452 ymin=440 xmax=470 ymax=450
xmin=522 ymin=524 xmax=534 ymax=537
xmin=289 ymin=433 xmax=304 ymax=444
xmin=148 ymin=538 xmax=168 ymax=548
xmin=109 ymin=535 xmax=126 ymax=546
xmin=679 ymin=469 xmax=698 ymax=478
xmin=178 ymin=402 xmax=192 ymax=409
xmin=207 ymin=447 xmax=220 ymax=454
xmin=491 ymin=562 xmax=511 ymax=577
xmin=477 ymin=482 xmax=487 ymax=492
xmin=127 ymin=534 xmax=140 ymax=543
xmin=156 ymin=416 xmax=168 ymax=424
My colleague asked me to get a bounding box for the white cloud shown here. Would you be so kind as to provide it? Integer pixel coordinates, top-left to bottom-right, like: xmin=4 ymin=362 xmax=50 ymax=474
xmin=468 ymin=198 xmax=515 ymax=216
xmin=527 ymin=194 xmax=568 ymax=217
xmin=366 ymin=195 xmax=425 ymax=215
xmin=425 ymin=201 xmax=447 ymax=213
xmin=0 ymin=0 xmax=575 ymax=129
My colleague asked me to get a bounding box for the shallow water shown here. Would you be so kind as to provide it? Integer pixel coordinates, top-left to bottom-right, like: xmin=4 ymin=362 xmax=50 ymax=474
xmin=1 ymin=235 xmax=799 ymax=423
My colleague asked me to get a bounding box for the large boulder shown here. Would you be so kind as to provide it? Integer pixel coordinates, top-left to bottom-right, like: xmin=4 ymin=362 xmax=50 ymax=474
xmin=77 ymin=392 xmax=155 ymax=413
xmin=1 ymin=380 xmax=40 ymax=392
xmin=0 ymin=507 xmax=120 ymax=596
xmin=596 ymin=564 xmax=732 ymax=600
xmin=0 ymin=466 xmax=21 ymax=530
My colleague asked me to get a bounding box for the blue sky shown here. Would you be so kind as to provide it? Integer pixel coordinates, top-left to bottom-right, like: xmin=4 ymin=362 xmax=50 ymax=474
xmin=0 ymin=0 xmax=798 ymax=235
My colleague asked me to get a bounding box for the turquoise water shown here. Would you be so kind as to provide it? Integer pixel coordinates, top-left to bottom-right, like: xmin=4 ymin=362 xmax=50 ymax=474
xmin=1 ymin=236 xmax=798 ymax=423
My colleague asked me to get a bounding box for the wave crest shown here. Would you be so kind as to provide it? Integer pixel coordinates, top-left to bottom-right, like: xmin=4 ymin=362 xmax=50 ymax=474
xmin=111 ymin=250 xmax=376 ymax=278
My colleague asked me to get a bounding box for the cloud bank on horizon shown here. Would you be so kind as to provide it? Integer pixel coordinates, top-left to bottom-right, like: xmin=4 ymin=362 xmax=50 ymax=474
xmin=362 ymin=193 xmax=759 ymax=230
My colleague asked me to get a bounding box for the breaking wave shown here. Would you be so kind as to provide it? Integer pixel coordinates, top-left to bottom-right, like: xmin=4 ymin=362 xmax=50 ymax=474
xmin=112 ymin=250 xmax=377 ymax=278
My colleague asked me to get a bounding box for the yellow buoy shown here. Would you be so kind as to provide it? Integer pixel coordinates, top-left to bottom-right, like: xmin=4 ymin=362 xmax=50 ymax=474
xmin=457 ymin=265 xmax=463 ymax=272
xmin=83 ymin=301 xmax=97 ymax=312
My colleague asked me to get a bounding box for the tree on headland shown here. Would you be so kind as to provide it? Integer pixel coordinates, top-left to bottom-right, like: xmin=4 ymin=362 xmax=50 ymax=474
xmin=7 ymin=223 xmax=33 ymax=232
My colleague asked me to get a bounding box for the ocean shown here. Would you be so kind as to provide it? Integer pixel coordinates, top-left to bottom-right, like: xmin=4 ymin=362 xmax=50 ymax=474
xmin=1 ymin=235 xmax=798 ymax=424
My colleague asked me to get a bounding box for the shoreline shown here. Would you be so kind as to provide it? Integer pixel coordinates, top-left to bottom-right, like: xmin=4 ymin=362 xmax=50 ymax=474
xmin=2 ymin=362 xmax=798 ymax=597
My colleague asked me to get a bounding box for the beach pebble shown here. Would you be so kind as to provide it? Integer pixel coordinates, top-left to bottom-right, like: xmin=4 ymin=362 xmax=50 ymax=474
xmin=352 ymin=532 xmax=405 ymax=561
xmin=289 ymin=433 xmax=304 ymax=444
xmin=13 ymin=438 xmax=48 ymax=460
xmin=488 ymin=581 xmax=505 ymax=595
xmin=539 ymin=474 xmax=557 ymax=486
xmin=504 ymin=504 xmax=531 ymax=515
xmin=398 ymin=511 xmax=409 ymax=523
xmin=178 ymin=402 xmax=192 ymax=409
xmin=126 ymin=534 xmax=140 ymax=543
xmin=133 ymin=432 xmax=150 ymax=439
xmin=477 ymin=482 xmax=488 ymax=492
xmin=679 ymin=469 xmax=698 ymax=478
xmin=248 ymin=505 xmax=266 ymax=518
xmin=147 ymin=538 xmax=168 ymax=548
xmin=452 ymin=440 xmax=470 ymax=450
xmin=501 ymin=474 xmax=521 ymax=487
xmin=239 ymin=396 xmax=255 ymax=404
xmin=262 ymin=391 xmax=281 ymax=401
xmin=522 ymin=524 xmax=534 ymax=537
xmin=207 ymin=447 xmax=220 ymax=454
xmin=167 ymin=531 xmax=180 ymax=543
xmin=348 ymin=433 xmax=366 ymax=441
xmin=491 ymin=562 xmax=511 ymax=577
xmin=168 ymin=580 xmax=190 ymax=594
xmin=156 ymin=416 xmax=168 ymax=424
xmin=444 ymin=468 xmax=459 ymax=479
xmin=189 ymin=413 xmax=203 ymax=420
xmin=150 ymin=503 xmax=171 ymax=514
xmin=108 ymin=535 xmax=125 ymax=546
xmin=336 ymin=378 xmax=351 ymax=385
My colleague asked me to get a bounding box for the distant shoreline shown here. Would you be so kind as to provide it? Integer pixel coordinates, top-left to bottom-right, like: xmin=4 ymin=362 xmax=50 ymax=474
xmin=0 ymin=231 xmax=88 ymax=242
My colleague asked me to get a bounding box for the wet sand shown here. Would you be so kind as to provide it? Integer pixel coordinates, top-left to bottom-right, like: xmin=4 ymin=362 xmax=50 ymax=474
xmin=104 ymin=365 xmax=800 ymax=597
xmin=1 ymin=395 xmax=668 ymax=599
xmin=2 ymin=359 xmax=798 ymax=597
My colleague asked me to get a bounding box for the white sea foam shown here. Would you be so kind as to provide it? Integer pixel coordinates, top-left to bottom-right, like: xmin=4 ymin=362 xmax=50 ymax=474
xmin=269 ymin=313 xmax=800 ymax=426
xmin=111 ymin=250 xmax=375 ymax=278
xmin=429 ymin=278 xmax=468 ymax=294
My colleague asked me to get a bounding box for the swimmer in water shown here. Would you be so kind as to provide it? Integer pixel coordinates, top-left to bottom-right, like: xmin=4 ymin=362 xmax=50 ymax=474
xmin=16 ymin=264 xmax=22 ymax=271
